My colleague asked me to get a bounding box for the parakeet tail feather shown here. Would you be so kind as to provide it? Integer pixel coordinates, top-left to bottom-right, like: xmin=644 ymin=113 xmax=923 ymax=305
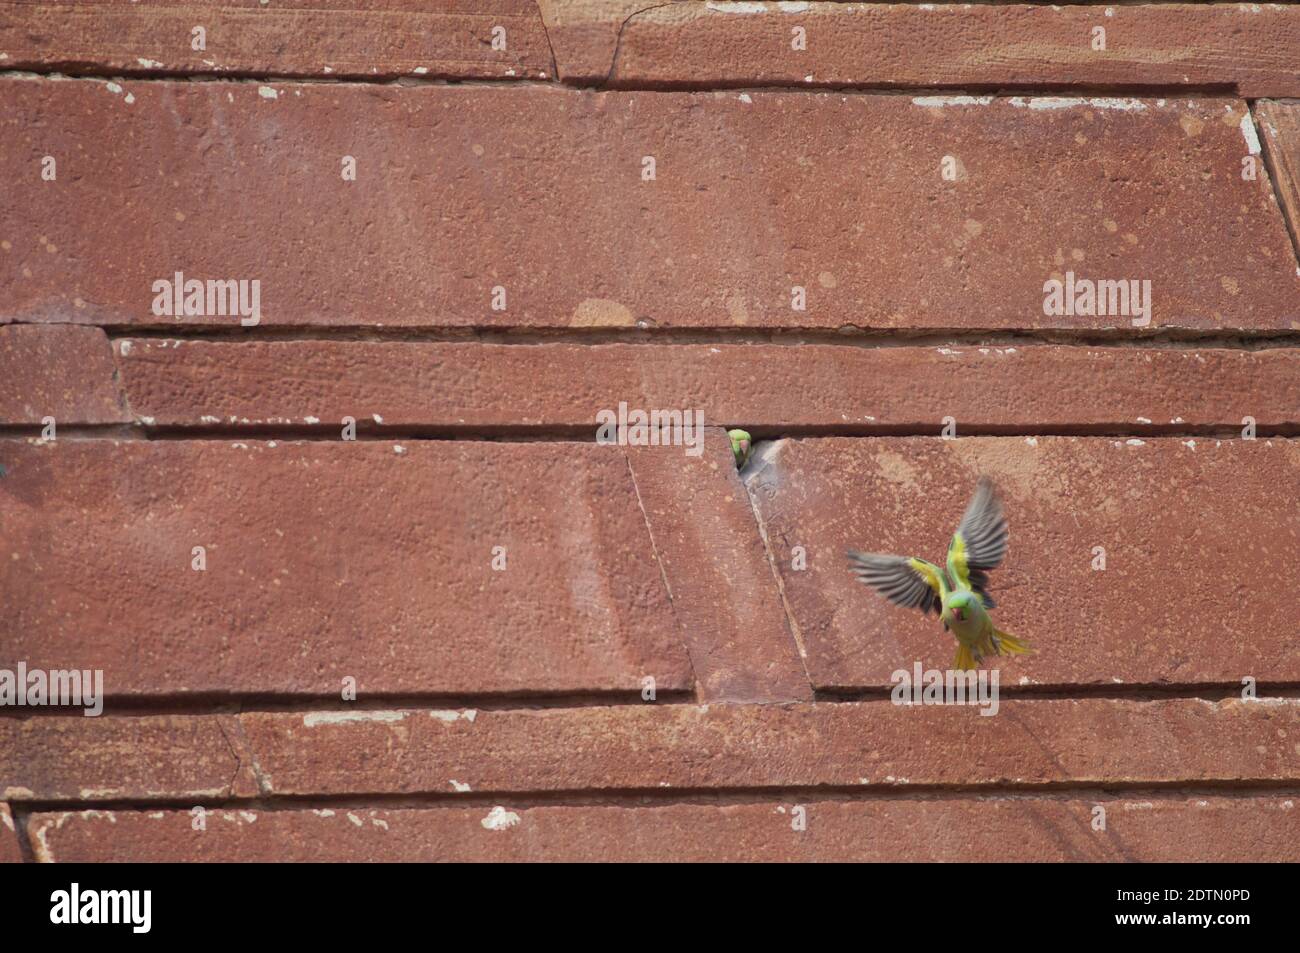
xmin=992 ymin=629 xmax=1032 ymax=656
xmin=953 ymin=643 xmax=977 ymax=671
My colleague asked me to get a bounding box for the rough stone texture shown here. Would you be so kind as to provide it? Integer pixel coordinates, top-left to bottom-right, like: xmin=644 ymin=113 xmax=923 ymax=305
xmin=0 ymin=439 xmax=693 ymax=697
xmin=615 ymin=3 xmax=1300 ymax=97
xmin=26 ymin=797 xmax=1300 ymax=862
xmin=117 ymin=339 xmax=1300 ymax=430
xmin=536 ymin=0 xmax=650 ymax=83
xmin=1257 ymin=101 xmax=1300 ymax=256
xmin=240 ymin=698 xmax=1299 ymax=796
xmin=4 ymin=79 xmax=1296 ymax=331
xmin=0 ymin=325 xmax=128 ymax=424
xmin=0 ymin=0 xmax=554 ymax=80
xmin=746 ymin=437 xmax=1300 ymax=689
xmin=0 ymin=804 xmax=21 ymax=863
xmin=626 ymin=429 xmax=811 ymax=702
xmin=0 ymin=714 xmax=253 ymax=802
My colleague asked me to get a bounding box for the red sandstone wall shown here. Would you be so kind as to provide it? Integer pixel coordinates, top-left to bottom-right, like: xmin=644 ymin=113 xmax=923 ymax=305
xmin=1 ymin=1 xmax=1298 ymax=862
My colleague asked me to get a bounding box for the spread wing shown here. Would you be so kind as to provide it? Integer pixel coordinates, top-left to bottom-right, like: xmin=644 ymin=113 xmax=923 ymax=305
xmin=847 ymin=552 xmax=947 ymax=616
xmin=946 ymin=477 xmax=1008 ymax=608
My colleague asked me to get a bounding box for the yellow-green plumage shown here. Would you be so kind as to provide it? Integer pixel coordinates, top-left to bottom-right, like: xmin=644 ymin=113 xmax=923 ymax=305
xmin=848 ymin=478 xmax=1032 ymax=670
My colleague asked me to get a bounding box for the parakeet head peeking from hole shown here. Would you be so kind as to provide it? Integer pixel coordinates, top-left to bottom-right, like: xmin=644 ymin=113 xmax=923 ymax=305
xmin=727 ymin=429 xmax=752 ymax=468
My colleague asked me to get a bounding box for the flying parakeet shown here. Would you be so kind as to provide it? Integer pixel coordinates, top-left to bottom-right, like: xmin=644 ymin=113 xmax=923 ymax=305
xmin=847 ymin=477 xmax=1031 ymax=670
xmin=728 ymin=429 xmax=752 ymax=468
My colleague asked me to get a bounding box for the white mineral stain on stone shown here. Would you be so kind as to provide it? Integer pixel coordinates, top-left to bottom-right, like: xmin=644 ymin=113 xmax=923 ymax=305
xmin=32 ymin=820 xmax=55 ymax=861
xmin=1126 ymin=438 xmax=1145 ymax=446
xmin=302 ymin=710 xmax=408 ymax=727
xmin=429 ymin=709 xmax=477 ymax=723
xmin=313 ymin=809 xmax=336 ymax=817
xmin=912 ymin=95 xmax=994 ymax=108
xmin=481 ymin=806 xmax=521 ymax=831
xmin=738 ymin=93 xmax=753 ymax=104
xmin=1240 ymin=113 xmax=1262 ymax=155
xmin=449 ymin=780 xmax=472 ymax=792
xmin=706 ymin=1 xmax=767 ymax=12
xmin=372 ymin=817 xmax=389 ymax=830
xmin=137 ymin=58 xmax=163 ymax=68
xmin=1009 ymin=96 xmax=1147 ymax=111
xmin=258 ymin=86 xmax=278 ymax=100
xmin=347 ymin=813 xmax=363 ymax=827
xmin=78 ymin=788 xmax=123 ymax=799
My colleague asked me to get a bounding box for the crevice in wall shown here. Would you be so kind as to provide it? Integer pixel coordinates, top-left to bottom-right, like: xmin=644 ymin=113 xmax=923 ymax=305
xmin=1253 ymin=101 xmax=1300 ymax=273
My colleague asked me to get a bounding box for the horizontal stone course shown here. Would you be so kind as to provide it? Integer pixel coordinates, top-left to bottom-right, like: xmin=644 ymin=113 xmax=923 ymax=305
xmin=614 ymin=3 xmax=1300 ymax=97
xmin=26 ymin=797 xmax=1300 ymax=862
xmin=6 ymin=698 xmax=1295 ymax=803
xmin=4 ymin=80 xmax=1294 ymax=330
xmin=113 ymin=339 xmax=1300 ymax=429
xmin=0 ymin=0 xmax=554 ymax=80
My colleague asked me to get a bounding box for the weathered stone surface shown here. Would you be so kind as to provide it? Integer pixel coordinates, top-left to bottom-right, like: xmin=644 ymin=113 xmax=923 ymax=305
xmin=26 ymin=797 xmax=1300 ymax=862
xmin=0 ymin=804 xmax=21 ymax=863
xmin=626 ymin=430 xmax=810 ymax=702
xmin=745 ymin=437 xmax=1300 ymax=689
xmin=4 ymin=78 xmax=1295 ymax=330
xmin=0 ymin=439 xmax=692 ymax=696
xmin=536 ymin=0 xmax=649 ymax=84
xmin=0 ymin=325 xmax=128 ymax=424
xmin=240 ymin=698 xmax=1299 ymax=796
xmin=1257 ymin=101 xmax=1300 ymax=255
xmin=615 ymin=3 xmax=1300 ymax=97
xmin=0 ymin=715 xmax=251 ymax=802
xmin=0 ymin=0 xmax=553 ymax=80
xmin=117 ymin=339 xmax=1300 ymax=430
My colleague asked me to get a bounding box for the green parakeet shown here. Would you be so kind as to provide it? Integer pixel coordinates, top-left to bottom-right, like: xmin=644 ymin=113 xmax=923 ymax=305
xmin=728 ymin=429 xmax=752 ymax=468
xmin=847 ymin=477 xmax=1031 ymax=670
